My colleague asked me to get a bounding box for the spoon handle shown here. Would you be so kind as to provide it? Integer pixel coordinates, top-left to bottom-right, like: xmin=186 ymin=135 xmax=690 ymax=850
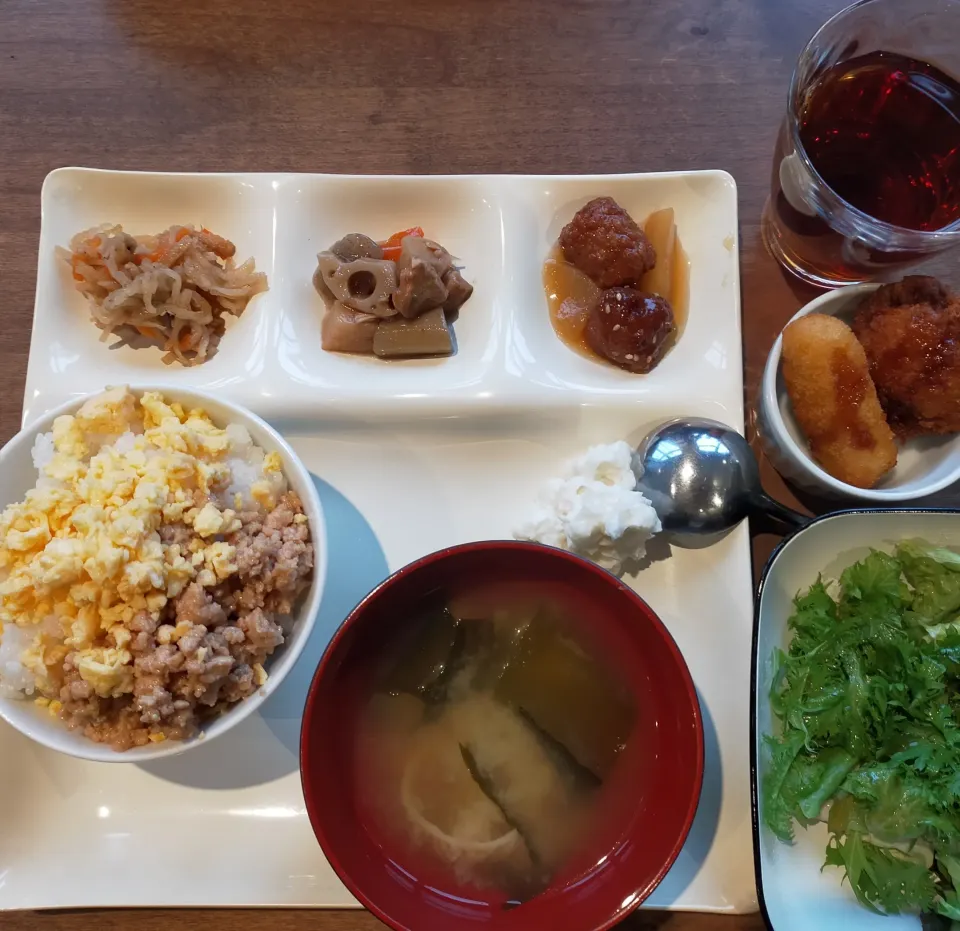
xmin=751 ymin=492 xmax=809 ymax=531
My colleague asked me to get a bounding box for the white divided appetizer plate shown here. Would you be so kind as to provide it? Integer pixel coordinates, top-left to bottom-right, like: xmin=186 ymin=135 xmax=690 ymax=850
xmin=2 ymin=168 xmax=752 ymax=912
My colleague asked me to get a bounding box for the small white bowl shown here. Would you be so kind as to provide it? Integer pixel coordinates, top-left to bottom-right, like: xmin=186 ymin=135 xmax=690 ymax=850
xmin=0 ymin=386 xmax=327 ymax=762
xmin=757 ymin=283 xmax=960 ymax=501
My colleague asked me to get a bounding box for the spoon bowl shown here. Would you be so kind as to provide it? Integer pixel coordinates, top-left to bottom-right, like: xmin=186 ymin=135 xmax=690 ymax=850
xmin=636 ymin=418 xmax=806 ymax=536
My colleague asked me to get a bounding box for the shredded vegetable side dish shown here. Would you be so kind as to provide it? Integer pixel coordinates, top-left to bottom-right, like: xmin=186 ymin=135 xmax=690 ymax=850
xmin=61 ymin=224 xmax=267 ymax=366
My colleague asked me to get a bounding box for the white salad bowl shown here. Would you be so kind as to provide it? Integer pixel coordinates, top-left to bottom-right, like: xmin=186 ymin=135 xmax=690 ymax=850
xmin=752 ymin=508 xmax=960 ymax=931
xmin=757 ymin=283 xmax=960 ymax=502
xmin=0 ymin=386 xmax=327 ymax=763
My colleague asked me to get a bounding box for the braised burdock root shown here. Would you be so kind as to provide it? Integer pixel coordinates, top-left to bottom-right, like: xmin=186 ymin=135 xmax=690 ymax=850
xmin=62 ymin=224 xmax=267 ymax=366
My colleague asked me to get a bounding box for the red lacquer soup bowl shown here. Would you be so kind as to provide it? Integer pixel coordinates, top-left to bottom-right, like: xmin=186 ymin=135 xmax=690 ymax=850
xmin=300 ymin=541 xmax=703 ymax=931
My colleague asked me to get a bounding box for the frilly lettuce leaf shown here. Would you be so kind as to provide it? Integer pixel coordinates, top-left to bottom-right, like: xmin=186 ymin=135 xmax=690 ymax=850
xmin=825 ymin=832 xmax=937 ymax=915
xmin=898 ymin=540 xmax=960 ymax=627
xmin=764 ymin=542 xmax=960 ymax=920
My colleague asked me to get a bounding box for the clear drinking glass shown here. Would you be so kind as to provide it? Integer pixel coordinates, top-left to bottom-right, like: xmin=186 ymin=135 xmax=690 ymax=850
xmin=761 ymin=0 xmax=960 ymax=287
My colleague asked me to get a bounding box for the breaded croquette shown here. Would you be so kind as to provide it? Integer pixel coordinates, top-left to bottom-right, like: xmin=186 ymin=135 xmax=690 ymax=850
xmin=781 ymin=313 xmax=897 ymax=488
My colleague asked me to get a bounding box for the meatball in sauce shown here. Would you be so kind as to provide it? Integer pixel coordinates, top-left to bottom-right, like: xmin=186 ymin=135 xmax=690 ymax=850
xmin=587 ymin=288 xmax=676 ymax=374
xmin=544 ymin=197 xmax=688 ymax=371
xmin=558 ymin=196 xmax=655 ymax=289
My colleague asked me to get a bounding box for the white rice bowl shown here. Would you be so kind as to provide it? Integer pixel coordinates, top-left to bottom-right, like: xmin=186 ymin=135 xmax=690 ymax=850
xmin=0 ymin=386 xmax=327 ymax=762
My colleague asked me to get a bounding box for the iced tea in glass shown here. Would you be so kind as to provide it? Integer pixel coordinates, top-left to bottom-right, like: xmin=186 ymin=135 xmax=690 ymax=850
xmin=762 ymin=0 xmax=960 ymax=287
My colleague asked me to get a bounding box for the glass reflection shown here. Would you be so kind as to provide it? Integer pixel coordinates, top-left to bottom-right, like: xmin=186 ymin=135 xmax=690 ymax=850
xmin=650 ymin=439 xmax=683 ymax=462
xmin=695 ymin=434 xmax=728 ymax=456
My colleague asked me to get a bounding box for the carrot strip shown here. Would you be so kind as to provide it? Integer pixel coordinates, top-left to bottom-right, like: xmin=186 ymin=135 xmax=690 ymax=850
xmin=135 ymin=325 xmax=164 ymax=340
xmin=146 ymin=243 xmax=169 ymax=262
xmin=381 ymin=244 xmax=403 ymax=261
xmin=379 ymin=226 xmax=424 ymax=249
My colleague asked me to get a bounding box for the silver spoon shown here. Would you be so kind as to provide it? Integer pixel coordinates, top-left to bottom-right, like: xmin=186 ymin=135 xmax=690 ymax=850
xmin=635 ymin=417 xmax=808 ymax=536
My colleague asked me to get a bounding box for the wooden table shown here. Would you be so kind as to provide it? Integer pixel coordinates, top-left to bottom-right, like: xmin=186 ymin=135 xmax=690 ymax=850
xmin=1 ymin=1 xmax=957 ymax=929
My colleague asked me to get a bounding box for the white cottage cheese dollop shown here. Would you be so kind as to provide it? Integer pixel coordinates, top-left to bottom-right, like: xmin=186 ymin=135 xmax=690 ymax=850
xmin=513 ymin=441 xmax=661 ymax=576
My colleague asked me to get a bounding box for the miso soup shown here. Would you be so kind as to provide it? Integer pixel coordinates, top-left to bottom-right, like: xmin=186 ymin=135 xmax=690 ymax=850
xmin=353 ymin=581 xmax=638 ymax=905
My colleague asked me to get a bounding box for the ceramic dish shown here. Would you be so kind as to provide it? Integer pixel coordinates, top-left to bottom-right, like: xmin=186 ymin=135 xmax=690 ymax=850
xmin=757 ymin=283 xmax=960 ymax=501
xmin=1 ymin=168 xmax=753 ymax=913
xmin=752 ymin=508 xmax=960 ymax=931
xmin=0 ymin=386 xmax=327 ymax=763
xmin=27 ymin=167 xmax=740 ymax=425
xmin=301 ymin=541 xmax=704 ymax=931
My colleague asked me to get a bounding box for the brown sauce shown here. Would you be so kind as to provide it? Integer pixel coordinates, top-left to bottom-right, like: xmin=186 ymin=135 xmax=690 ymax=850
xmin=543 ymin=235 xmax=689 ymax=365
xmin=829 ymin=346 xmax=875 ymax=450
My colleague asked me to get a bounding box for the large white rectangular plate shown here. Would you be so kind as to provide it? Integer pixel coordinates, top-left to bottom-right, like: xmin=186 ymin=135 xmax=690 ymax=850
xmin=2 ymin=169 xmax=754 ymax=913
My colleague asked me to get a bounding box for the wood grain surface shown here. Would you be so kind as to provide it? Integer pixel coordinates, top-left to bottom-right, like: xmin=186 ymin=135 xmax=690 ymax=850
xmin=1 ymin=0 xmax=957 ymax=929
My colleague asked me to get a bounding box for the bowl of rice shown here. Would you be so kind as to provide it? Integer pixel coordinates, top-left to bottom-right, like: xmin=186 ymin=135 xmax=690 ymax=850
xmin=0 ymin=385 xmax=326 ymax=762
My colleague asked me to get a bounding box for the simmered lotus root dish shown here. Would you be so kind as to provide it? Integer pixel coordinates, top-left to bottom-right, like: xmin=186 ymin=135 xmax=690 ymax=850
xmin=546 ymin=197 xmax=685 ymax=373
xmin=0 ymin=388 xmax=314 ymax=751
xmin=61 ymin=225 xmax=268 ymax=366
xmin=781 ymin=276 xmax=960 ymax=489
xmin=313 ymin=228 xmax=474 ymax=358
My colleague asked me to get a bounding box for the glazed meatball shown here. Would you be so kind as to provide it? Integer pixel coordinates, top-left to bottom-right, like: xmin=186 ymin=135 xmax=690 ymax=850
xmin=586 ymin=287 xmax=676 ymax=373
xmin=559 ymin=197 xmax=656 ymax=289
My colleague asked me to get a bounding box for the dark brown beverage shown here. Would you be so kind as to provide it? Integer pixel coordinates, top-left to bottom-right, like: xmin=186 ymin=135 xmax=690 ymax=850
xmin=799 ymin=51 xmax=960 ymax=231
xmin=764 ymin=49 xmax=960 ymax=285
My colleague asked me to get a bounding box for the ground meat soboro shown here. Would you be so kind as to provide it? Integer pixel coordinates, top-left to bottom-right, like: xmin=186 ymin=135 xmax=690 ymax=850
xmin=558 ymin=197 xmax=656 ymax=289
xmin=58 ymin=492 xmax=314 ymax=751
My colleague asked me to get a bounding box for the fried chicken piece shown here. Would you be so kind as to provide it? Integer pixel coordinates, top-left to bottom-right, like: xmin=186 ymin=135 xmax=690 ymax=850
xmin=781 ymin=314 xmax=897 ymax=488
xmin=851 ymin=276 xmax=960 ymax=438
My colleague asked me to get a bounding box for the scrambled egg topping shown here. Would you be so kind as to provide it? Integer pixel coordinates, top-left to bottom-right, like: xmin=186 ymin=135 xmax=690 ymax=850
xmin=0 ymin=387 xmax=283 ymax=700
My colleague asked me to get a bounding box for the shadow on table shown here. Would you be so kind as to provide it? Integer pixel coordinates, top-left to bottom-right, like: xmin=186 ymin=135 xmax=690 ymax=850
xmin=643 ymin=689 xmax=723 ymax=908
xmin=141 ymin=474 xmax=389 ymax=790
